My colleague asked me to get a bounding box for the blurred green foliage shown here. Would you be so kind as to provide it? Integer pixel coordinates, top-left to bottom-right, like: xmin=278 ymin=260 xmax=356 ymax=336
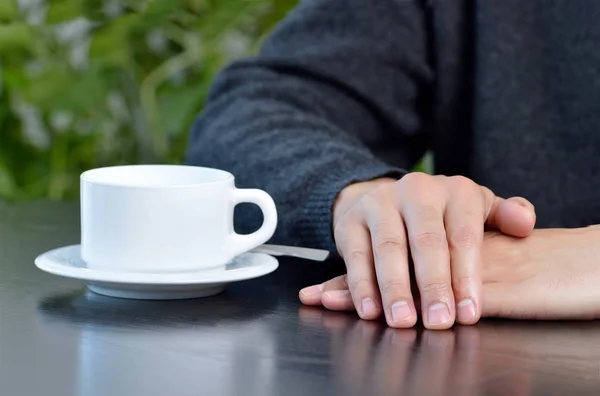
xmin=0 ymin=0 xmax=298 ymax=201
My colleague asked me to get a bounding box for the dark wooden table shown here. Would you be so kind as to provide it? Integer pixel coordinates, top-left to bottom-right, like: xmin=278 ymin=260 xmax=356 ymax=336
xmin=1 ymin=201 xmax=600 ymax=396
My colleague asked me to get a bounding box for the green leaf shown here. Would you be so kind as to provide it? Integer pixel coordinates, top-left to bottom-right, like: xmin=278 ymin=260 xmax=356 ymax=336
xmin=0 ymin=23 xmax=34 ymax=54
xmin=256 ymin=0 xmax=299 ymax=36
xmin=195 ymin=0 xmax=257 ymax=41
xmin=89 ymin=34 xmax=130 ymax=67
xmin=2 ymin=66 xmax=29 ymax=90
xmin=0 ymin=0 xmax=299 ymax=201
xmin=0 ymin=160 xmax=18 ymax=197
xmin=55 ymin=71 xmax=110 ymax=112
xmin=134 ymin=0 xmax=184 ymax=31
xmin=82 ymin=0 xmax=109 ymax=22
xmin=157 ymin=84 xmax=204 ymax=136
xmin=0 ymin=0 xmax=19 ymax=23
xmin=46 ymin=0 xmax=83 ymax=23
xmin=22 ymin=66 xmax=70 ymax=107
xmin=185 ymin=0 xmax=209 ymax=13
xmin=89 ymin=15 xmax=139 ymax=67
xmin=122 ymin=0 xmax=148 ymax=12
xmin=24 ymin=66 xmax=110 ymax=112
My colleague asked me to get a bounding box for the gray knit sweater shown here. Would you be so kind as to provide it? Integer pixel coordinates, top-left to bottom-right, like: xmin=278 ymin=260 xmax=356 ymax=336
xmin=186 ymin=0 xmax=600 ymax=252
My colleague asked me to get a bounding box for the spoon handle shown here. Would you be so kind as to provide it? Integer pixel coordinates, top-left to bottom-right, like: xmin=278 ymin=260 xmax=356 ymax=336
xmin=251 ymin=244 xmax=330 ymax=261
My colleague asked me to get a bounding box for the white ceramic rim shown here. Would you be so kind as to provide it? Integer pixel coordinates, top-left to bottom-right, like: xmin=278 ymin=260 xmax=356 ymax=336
xmin=35 ymin=245 xmax=279 ymax=285
xmin=80 ymin=164 xmax=234 ymax=189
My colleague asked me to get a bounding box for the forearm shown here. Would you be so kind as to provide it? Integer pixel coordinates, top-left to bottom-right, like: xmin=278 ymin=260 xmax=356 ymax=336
xmin=186 ymin=0 xmax=432 ymax=250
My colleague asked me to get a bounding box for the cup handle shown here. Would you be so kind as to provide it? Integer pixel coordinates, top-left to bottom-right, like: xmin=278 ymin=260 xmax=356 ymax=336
xmin=228 ymin=188 xmax=278 ymax=258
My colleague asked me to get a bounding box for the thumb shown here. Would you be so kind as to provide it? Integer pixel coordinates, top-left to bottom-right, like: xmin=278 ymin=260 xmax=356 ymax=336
xmin=482 ymin=187 xmax=536 ymax=237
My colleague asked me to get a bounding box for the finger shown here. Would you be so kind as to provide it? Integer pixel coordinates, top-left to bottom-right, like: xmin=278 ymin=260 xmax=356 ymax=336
xmin=402 ymin=202 xmax=455 ymax=330
xmin=299 ymin=275 xmax=355 ymax=310
xmin=334 ymin=218 xmax=382 ymax=319
xmin=299 ymin=283 xmax=324 ymax=306
xmin=483 ymin=187 xmax=535 ymax=237
xmin=322 ymin=275 xmax=355 ymax=311
xmin=364 ymin=201 xmax=416 ymax=328
xmin=496 ymin=197 xmax=536 ymax=236
xmin=321 ymin=274 xmax=349 ymax=292
xmin=444 ymin=178 xmax=484 ymax=325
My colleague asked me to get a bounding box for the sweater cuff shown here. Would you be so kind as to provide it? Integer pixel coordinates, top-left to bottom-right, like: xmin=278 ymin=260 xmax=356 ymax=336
xmin=296 ymin=163 xmax=407 ymax=253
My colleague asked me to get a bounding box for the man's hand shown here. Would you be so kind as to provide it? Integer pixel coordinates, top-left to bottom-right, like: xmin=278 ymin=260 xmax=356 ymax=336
xmin=300 ymin=173 xmax=536 ymax=329
xmin=300 ymin=226 xmax=600 ymax=322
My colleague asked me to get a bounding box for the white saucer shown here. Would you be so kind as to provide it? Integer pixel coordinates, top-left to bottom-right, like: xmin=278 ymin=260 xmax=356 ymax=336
xmin=34 ymin=245 xmax=279 ymax=300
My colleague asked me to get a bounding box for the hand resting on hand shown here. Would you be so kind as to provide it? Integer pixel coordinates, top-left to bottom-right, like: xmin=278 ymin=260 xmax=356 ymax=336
xmin=300 ymin=227 xmax=600 ymax=323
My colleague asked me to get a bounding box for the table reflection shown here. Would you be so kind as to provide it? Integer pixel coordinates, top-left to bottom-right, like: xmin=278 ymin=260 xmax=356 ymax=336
xmin=37 ymin=290 xmax=279 ymax=396
xmin=34 ymin=287 xmax=600 ymax=396
xmin=298 ymin=307 xmax=600 ymax=396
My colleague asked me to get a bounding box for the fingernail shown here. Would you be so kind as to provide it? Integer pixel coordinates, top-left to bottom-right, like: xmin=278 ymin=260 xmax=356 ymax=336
xmin=324 ymin=290 xmax=350 ymax=299
xmin=514 ymin=198 xmax=535 ymax=214
xmin=391 ymin=300 xmax=412 ymax=323
xmin=362 ymin=298 xmax=378 ymax=316
xmin=457 ymin=299 xmax=476 ymax=320
xmin=300 ymin=284 xmax=323 ymax=296
xmin=427 ymin=303 xmax=452 ymax=326
xmin=516 ymin=200 xmax=528 ymax=208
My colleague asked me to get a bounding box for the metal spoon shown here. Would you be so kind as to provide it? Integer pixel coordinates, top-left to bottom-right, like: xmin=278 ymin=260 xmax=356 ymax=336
xmin=251 ymin=244 xmax=330 ymax=261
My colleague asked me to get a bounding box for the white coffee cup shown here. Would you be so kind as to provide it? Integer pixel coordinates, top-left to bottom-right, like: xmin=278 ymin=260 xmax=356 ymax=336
xmin=80 ymin=165 xmax=277 ymax=273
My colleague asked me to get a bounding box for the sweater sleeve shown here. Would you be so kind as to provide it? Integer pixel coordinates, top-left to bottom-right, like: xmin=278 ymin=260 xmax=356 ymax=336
xmin=185 ymin=0 xmax=433 ymax=252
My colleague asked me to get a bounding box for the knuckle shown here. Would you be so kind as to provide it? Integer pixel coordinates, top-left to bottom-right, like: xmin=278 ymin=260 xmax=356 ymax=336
xmin=448 ymin=226 xmax=481 ymax=250
xmin=397 ymin=172 xmax=434 ymax=196
xmin=369 ymin=183 xmax=393 ymax=199
xmin=343 ymin=248 xmax=368 ymax=265
xmin=373 ymin=236 xmax=406 ymax=257
xmin=447 ymin=175 xmax=476 ymax=190
xmin=421 ymin=281 xmax=449 ymax=294
xmin=349 ymin=278 xmax=373 ymax=294
xmin=412 ymin=231 xmax=445 ymax=251
xmin=361 ymin=189 xmax=380 ymax=202
xmin=359 ymin=192 xmax=385 ymax=212
xmin=380 ymin=279 xmax=410 ymax=297
xmin=452 ymin=276 xmax=476 ymax=294
xmin=399 ymin=172 xmax=430 ymax=187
